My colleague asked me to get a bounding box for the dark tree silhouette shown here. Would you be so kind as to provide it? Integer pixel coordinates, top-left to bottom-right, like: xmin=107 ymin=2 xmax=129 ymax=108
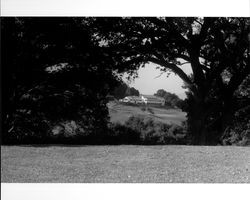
xmin=111 ymin=81 xmax=139 ymax=99
xmin=86 ymin=17 xmax=250 ymax=144
xmin=127 ymin=87 xmax=140 ymax=96
xmin=1 ymin=17 xmax=120 ymax=143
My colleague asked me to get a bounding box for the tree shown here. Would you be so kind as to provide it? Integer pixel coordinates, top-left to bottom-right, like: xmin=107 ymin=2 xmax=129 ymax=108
xmin=112 ymin=82 xmax=129 ymax=99
xmin=154 ymin=89 xmax=168 ymax=99
xmin=1 ymin=18 xmax=120 ymax=144
xmin=86 ymin=17 xmax=250 ymax=144
xmin=112 ymin=82 xmax=140 ymax=99
xmin=127 ymin=87 xmax=140 ymax=96
xmin=154 ymin=89 xmax=183 ymax=108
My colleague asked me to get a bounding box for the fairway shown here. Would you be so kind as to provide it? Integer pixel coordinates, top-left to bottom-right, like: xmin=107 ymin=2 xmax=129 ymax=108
xmin=1 ymin=145 xmax=250 ymax=183
xmin=108 ymin=102 xmax=186 ymax=125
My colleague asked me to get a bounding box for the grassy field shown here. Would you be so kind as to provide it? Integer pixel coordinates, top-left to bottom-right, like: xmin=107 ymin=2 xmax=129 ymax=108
xmin=1 ymin=145 xmax=250 ymax=183
xmin=108 ymin=101 xmax=186 ymax=125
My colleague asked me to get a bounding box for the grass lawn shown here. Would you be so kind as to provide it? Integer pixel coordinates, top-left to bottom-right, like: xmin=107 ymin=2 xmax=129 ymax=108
xmin=108 ymin=102 xmax=186 ymax=125
xmin=1 ymin=145 xmax=250 ymax=183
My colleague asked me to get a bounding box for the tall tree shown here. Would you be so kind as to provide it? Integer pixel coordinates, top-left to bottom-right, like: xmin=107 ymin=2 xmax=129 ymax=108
xmin=86 ymin=17 xmax=250 ymax=144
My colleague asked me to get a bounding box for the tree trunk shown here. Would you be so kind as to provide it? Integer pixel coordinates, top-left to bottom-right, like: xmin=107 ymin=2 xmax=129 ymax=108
xmin=186 ymin=91 xmax=210 ymax=145
xmin=190 ymin=111 xmax=208 ymax=145
xmin=219 ymin=97 xmax=235 ymax=139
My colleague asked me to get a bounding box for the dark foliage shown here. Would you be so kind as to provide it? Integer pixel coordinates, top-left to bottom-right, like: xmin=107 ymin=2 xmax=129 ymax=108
xmin=1 ymin=17 xmax=120 ymax=144
xmin=111 ymin=81 xmax=140 ymax=99
xmin=2 ymin=17 xmax=249 ymax=146
xmin=220 ymin=75 xmax=250 ymax=145
xmin=85 ymin=17 xmax=250 ymax=145
xmin=121 ymin=116 xmax=187 ymax=145
xmin=106 ymin=123 xmax=141 ymax=144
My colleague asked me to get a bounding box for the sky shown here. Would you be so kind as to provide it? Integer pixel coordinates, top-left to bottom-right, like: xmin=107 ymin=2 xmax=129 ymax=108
xmin=1 ymin=0 xmax=249 ymax=16
xmin=123 ymin=62 xmax=192 ymax=99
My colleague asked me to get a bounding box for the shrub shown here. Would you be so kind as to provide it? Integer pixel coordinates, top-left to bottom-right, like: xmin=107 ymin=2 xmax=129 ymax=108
xmin=3 ymin=71 xmax=114 ymax=145
xmin=110 ymin=115 xmax=187 ymax=145
xmin=221 ymin=104 xmax=250 ymax=146
xmin=5 ymin=111 xmax=50 ymax=144
xmin=107 ymin=123 xmax=141 ymax=144
xmin=221 ymin=120 xmax=250 ymax=146
xmin=147 ymin=107 xmax=154 ymax=114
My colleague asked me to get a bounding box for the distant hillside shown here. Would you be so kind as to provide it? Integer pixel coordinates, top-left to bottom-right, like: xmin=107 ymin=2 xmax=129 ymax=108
xmin=108 ymin=101 xmax=186 ymax=125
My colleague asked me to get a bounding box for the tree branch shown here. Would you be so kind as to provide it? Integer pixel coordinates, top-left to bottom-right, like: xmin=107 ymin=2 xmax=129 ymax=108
xmin=199 ymin=18 xmax=216 ymax=45
xmin=194 ymin=19 xmax=203 ymax=26
xmin=178 ymin=61 xmax=190 ymax=66
xmin=148 ymin=57 xmax=193 ymax=86
xmin=154 ymin=71 xmax=165 ymax=79
xmin=147 ymin=17 xmax=190 ymax=49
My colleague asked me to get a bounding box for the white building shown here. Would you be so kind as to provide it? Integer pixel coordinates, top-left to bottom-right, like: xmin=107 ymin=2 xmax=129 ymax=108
xmin=120 ymin=96 xmax=144 ymax=104
xmin=120 ymin=95 xmax=165 ymax=106
xmin=141 ymin=95 xmax=165 ymax=106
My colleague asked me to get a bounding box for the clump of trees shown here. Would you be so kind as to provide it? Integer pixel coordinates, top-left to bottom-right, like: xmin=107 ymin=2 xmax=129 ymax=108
xmin=111 ymin=81 xmax=140 ymax=99
xmin=154 ymin=89 xmax=184 ymax=108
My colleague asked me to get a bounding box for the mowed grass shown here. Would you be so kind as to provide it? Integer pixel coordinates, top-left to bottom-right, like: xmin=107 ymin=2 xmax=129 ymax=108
xmin=108 ymin=102 xmax=186 ymax=125
xmin=1 ymin=145 xmax=250 ymax=183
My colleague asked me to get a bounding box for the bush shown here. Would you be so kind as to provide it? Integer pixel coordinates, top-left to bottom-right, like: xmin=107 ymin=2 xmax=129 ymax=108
xmin=221 ymin=120 xmax=250 ymax=146
xmin=6 ymin=110 xmax=187 ymax=145
xmin=107 ymin=123 xmax=141 ymax=144
xmin=4 ymin=111 xmax=50 ymax=144
xmin=221 ymin=104 xmax=250 ymax=146
xmin=109 ymin=115 xmax=187 ymax=145
xmin=147 ymin=107 xmax=154 ymax=114
xmin=3 ymin=81 xmax=111 ymax=144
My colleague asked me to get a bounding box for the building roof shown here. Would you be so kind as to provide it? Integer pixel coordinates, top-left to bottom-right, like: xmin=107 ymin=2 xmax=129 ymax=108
xmin=125 ymin=96 xmax=142 ymax=100
xmin=141 ymin=95 xmax=165 ymax=101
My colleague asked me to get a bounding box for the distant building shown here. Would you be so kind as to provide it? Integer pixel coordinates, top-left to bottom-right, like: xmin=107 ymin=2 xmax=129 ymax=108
xmin=119 ymin=96 xmax=144 ymax=104
xmin=119 ymin=95 xmax=165 ymax=106
xmin=141 ymin=95 xmax=165 ymax=106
